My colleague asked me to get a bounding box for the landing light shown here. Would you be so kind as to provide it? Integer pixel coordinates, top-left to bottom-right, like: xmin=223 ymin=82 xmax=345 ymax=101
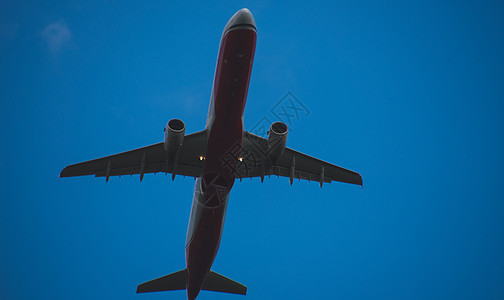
xmin=199 ymin=156 xmax=205 ymax=161
xmin=238 ymin=157 xmax=243 ymax=162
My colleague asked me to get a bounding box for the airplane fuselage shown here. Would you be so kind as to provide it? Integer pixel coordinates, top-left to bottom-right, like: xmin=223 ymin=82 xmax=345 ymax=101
xmin=184 ymin=12 xmax=257 ymax=300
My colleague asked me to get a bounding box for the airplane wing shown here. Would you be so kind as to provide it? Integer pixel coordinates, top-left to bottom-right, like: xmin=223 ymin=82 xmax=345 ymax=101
xmin=60 ymin=130 xmax=207 ymax=180
xmin=236 ymin=132 xmax=362 ymax=186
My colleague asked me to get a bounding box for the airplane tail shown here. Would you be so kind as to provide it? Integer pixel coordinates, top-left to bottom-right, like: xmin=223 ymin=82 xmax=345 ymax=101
xmin=136 ymin=269 xmax=247 ymax=295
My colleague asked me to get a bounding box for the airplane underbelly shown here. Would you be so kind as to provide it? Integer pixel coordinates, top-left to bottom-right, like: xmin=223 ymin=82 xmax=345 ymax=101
xmin=204 ymin=28 xmax=257 ymax=185
xmin=185 ymin=26 xmax=256 ymax=299
xmin=185 ymin=183 xmax=229 ymax=298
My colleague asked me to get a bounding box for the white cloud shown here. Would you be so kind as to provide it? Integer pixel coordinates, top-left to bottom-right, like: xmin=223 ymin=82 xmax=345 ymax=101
xmin=41 ymin=21 xmax=71 ymax=54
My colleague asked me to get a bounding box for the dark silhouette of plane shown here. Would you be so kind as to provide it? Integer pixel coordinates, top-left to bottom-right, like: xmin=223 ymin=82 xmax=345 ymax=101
xmin=60 ymin=8 xmax=362 ymax=300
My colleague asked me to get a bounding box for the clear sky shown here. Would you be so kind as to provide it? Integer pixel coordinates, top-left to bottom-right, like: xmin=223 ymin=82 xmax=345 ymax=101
xmin=1 ymin=1 xmax=504 ymax=299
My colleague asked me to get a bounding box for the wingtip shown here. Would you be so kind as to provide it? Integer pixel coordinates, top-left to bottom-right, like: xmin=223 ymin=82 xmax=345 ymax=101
xmin=357 ymin=173 xmax=363 ymax=188
xmin=59 ymin=165 xmax=76 ymax=178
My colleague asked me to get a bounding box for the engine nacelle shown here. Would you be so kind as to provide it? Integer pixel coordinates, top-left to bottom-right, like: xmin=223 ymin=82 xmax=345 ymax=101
xmin=267 ymin=121 xmax=288 ymax=157
xmin=164 ymin=119 xmax=185 ymax=156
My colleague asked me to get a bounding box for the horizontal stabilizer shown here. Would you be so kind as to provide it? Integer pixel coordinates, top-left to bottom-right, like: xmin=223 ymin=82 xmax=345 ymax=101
xmin=136 ymin=269 xmax=246 ymax=295
xmin=202 ymin=271 xmax=247 ymax=295
xmin=137 ymin=269 xmax=187 ymax=293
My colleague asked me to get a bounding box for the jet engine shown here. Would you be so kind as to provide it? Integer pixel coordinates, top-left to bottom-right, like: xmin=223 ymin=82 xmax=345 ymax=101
xmin=164 ymin=119 xmax=185 ymax=156
xmin=267 ymin=121 xmax=288 ymax=157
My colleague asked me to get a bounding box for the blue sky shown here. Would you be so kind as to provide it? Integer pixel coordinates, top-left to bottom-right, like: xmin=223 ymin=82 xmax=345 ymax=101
xmin=1 ymin=1 xmax=504 ymax=299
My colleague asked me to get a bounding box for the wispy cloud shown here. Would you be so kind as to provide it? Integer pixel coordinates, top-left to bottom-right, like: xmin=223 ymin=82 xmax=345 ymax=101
xmin=41 ymin=21 xmax=71 ymax=55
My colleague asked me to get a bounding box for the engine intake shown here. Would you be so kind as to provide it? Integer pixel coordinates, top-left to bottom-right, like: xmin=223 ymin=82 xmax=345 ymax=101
xmin=267 ymin=121 xmax=288 ymax=157
xmin=164 ymin=119 xmax=185 ymax=156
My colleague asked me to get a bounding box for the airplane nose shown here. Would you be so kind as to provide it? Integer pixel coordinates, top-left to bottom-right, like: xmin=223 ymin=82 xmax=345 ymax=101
xmin=224 ymin=8 xmax=256 ymax=33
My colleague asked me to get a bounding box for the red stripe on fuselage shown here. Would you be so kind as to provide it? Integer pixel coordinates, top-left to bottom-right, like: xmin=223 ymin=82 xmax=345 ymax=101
xmin=185 ymin=27 xmax=256 ymax=300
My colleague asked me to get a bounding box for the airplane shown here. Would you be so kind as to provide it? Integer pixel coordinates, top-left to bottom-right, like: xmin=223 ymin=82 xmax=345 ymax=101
xmin=60 ymin=8 xmax=363 ymax=300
